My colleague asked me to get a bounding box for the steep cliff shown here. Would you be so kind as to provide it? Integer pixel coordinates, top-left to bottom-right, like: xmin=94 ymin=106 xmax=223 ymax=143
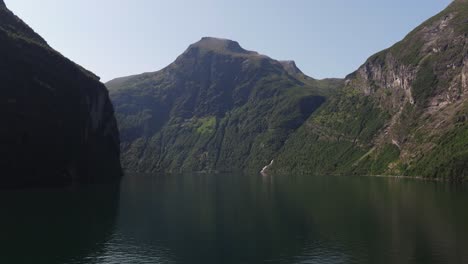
xmin=108 ymin=1 xmax=467 ymax=180
xmin=273 ymin=0 xmax=468 ymax=180
xmin=0 ymin=2 xmax=122 ymax=187
xmin=108 ymin=37 xmax=341 ymax=172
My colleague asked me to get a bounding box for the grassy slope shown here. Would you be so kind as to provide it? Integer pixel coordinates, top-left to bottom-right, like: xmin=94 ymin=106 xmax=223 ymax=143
xmin=408 ymin=105 xmax=468 ymax=181
xmin=110 ymin=1 xmax=467 ymax=180
xmin=273 ymin=87 xmax=391 ymax=175
xmin=273 ymin=0 xmax=468 ymax=180
xmin=109 ymin=43 xmax=342 ymax=173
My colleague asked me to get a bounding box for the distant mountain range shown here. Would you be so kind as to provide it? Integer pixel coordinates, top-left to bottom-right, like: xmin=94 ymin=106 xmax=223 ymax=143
xmin=108 ymin=0 xmax=467 ymax=181
xmin=0 ymin=1 xmax=121 ymax=188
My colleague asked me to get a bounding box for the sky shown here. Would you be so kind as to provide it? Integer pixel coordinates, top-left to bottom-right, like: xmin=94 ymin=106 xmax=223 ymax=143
xmin=5 ymin=0 xmax=452 ymax=82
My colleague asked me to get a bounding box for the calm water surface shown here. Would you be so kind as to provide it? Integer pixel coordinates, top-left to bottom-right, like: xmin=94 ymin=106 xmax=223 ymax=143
xmin=1 ymin=173 xmax=468 ymax=264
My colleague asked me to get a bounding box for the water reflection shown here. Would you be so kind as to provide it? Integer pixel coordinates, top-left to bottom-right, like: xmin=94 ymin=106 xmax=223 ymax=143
xmin=272 ymin=175 xmax=468 ymax=264
xmin=109 ymin=174 xmax=468 ymax=264
xmin=113 ymin=173 xmax=313 ymax=263
xmin=0 ymin=183 xmax=120 ymax=264
xmin=1 ymin=174 xmax=468 ymax=264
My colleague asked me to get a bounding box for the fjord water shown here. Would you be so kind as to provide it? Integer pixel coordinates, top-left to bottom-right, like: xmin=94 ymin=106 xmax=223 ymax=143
xmin=1 ymin=174 xmax=468 ymax=264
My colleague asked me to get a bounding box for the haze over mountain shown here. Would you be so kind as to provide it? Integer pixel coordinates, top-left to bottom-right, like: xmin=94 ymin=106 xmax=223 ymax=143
xmin=108 ymin=0 xmax=467 ymax=181
xmin=275 ymin=0 xmax=468 ymax=180
xmin=5 ymin=0 xmax=452 ymax=82
xmin=108 ymin=37 xmax=341 ymax=172
xmin=0 ymin=1 xmax=121 ymax=188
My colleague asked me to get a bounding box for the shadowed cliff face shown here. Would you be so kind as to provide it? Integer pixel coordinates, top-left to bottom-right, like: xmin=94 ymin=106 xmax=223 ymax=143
xmin=107 ymin=37 xmax=341 ymax=173
xmin=0 ymin=3 xmax=122 ymax=187
xmin=0 ymin=183 xmax=120 ymax=263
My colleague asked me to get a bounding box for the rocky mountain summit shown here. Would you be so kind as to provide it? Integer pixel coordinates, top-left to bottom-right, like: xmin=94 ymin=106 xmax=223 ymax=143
xmin=107 ymin=37 xmax=340 ymax=172
xmin=109 ymin=0 xmax=467 ymax=180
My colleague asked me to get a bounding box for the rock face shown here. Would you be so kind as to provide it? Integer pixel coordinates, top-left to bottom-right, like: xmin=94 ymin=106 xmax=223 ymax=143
xmin=274 ymin=0 xmax=468 ymax=181
xmin=109 ymin=1 xmax=467 ymax=181
xmin=107 ymin=37 xmax=341 ymax=173
xmin=279 ymin=61 xmax=304 ymax=76
xmin=0 ymin=3 xmax=122 ymax=187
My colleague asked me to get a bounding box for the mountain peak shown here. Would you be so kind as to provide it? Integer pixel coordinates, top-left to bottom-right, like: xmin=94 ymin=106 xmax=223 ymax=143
xmin=185 ymin=37 xmax=258 ymax=56
xmin=0 ymin=1 xmax=6 ymax=8
xmin=279 ymin=60 xmax=304 ymax=76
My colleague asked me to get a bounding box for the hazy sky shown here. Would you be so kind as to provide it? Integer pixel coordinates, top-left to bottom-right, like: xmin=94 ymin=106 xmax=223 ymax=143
xmin=6 ymin=0 xmax=452 ymax=82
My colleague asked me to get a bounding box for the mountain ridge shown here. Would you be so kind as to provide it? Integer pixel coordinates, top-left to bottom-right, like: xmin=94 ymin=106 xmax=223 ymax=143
xmin=107 ymin=37 xmax=339 ymax=172
xmin=186 ymin=37 xmax=258 ymax=56
xmin=108 ymin=1 xmax=467 ymax=180
xmin=107 ymin=36 xmax=318 ymax=91
xmin=273 ymin=0 xmax=468 ymax=180
xmin=0 ymin=3 xmax=122 ymax=188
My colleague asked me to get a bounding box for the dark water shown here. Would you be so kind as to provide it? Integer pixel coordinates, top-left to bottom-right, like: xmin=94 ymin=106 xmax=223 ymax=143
xmin=1 ymin=173 xmax=468 ymax=264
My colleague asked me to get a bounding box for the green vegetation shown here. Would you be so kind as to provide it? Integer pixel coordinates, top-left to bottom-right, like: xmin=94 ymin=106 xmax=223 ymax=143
xmin=109 ymin=38 xmax=341 ymax=173
xmin=411 ymin=57 xmax=438 ymax=104
xmin=196 ymin=116 xmax=217 ymax=135
xmin=272 ymin=88 xmax=389 ymax=175
xmin=409 ymin=114 xmax=468 ymax=181
xmin=391 ymin=38 xmax=425 ymax=66
xmin=110 ymin=0 xmax=468 ymax=181
xmin=356 ymin=144 xmax=401 ymax=175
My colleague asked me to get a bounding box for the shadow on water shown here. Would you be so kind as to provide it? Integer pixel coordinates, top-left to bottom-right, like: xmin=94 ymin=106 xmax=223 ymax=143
xmin=114 ymin=173 xmax=468 ymax=264
xmin=0 ymin=182 xmax=121 ymax=264
xmin=1 ymin=173 xmax=468 ymax=264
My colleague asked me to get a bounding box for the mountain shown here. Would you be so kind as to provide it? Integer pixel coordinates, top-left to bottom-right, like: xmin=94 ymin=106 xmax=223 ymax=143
xmin=107 ymin=37 xmax=342 ymax=172
xmin=0 ymin=1 xmax=122 ymax=188
xmin=108 ymin=0 xmax=467 ymax=181
xmin=273 ymin=0 xmax=468 ymax=181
